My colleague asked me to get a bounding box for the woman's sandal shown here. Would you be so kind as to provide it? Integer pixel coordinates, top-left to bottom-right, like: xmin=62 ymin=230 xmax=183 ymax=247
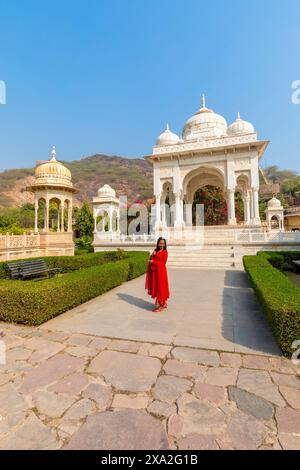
xmin=153 ymin=306 xmax=164 ymax=312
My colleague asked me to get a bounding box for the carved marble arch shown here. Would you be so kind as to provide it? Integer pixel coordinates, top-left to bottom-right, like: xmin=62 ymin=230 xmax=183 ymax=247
xmin=95 ymin=209 xmax=109 ymax=232
xmin=64 ymin=197 xmax=72 ymax=207
xmin=161 ymin=180 xmax=175 ymax=205
xmin=182 ymin=166 xmax=226 ymax=203
xmin=37 ymin=197 xmax=46 ymax=230
xmin=236 ymin=174 xmax=250 ymax=197
xmin=46 ymin=197 xmax=61 ymax=232
xmin=48 ymin=196 xmax=63 ymax=211
xmin=270 ymin=215 xmax=280 ymax=229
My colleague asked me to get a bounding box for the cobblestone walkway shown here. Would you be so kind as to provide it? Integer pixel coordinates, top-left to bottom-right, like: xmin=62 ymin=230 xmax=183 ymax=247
xmin=0 ymin=269 xmax=299 ymax=450
xmin=0 ymin=324 xmax=299 ymax=450
xmin=40 ymin=270 xmax=281 ymax=356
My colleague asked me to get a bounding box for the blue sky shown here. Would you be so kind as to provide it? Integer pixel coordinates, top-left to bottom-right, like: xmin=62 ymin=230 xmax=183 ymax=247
xmin=0 ymin=0 xmax=299 ymax=171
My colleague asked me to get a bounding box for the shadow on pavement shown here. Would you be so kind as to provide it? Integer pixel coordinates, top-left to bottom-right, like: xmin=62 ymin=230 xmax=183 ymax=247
xmin=117 ymin=293 xmax=154 ymax=311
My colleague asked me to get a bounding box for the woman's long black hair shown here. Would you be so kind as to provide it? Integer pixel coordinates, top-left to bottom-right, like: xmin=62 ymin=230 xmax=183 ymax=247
xmin=156 ymin=237 xmax=167 ymax=251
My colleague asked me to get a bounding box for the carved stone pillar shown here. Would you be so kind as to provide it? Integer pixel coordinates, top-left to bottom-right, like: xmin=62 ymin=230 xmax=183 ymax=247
xmin=227 ymin=189 xmax=237 ymax=225
xmin=252 ymin=187 xmax=261 ymax=225
xmin=174 ymin=192 xmax=183 ymax=228
xmin=34 ymin=198 xmax=39 ymax=233
xmin=154 ymin=193 xmax=161 ymax=230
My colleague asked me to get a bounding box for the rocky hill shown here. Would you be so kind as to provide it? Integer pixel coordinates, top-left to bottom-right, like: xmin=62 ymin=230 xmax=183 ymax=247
xmin=0 ymin=154 xmax=154 ymax=208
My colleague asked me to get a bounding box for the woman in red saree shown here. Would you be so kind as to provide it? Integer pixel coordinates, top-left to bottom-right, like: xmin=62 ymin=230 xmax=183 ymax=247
xmin=145 ymin=237 xmax=170 ymax=312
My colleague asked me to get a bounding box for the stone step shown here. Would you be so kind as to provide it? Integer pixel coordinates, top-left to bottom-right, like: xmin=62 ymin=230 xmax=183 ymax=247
xmin=168 ymin=254 xmax=235 ymax=259
xmin=168 ymin=247 xmax=234 ymax=253
xmin=168 ymin=252 xmax=235 ymax=255
xmin=167 ymin=242 xmax=239 ymax=268
xmin=168 ymin=260 xmax=236 ymax=268
xmin=168 ymin=265 xmax=237 ymax=270
xmin=168 ymin=246 xmax=234 ymax=252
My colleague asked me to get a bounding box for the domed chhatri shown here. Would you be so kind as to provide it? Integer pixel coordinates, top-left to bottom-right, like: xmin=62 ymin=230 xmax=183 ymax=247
xmin=145 ymin=94 xmax=269 ymax=230
xmin=268 ymin=196 xmax=282 ymax=208
xmin=228 ymin=112 xmax=255 ymax=137
xmin=97 ymin=184 xmax=116 ymax=199
xmin=34 ymin=146 xmax=74 ymax=189
xmin=183 ymin=95 xmax=227 ymax=141
xmin=27 ymin=146 xmax=78 ymax=239
xmin=156 ymin=124 xmax=180 ymax=147
xmin=266 ymin=197 xmax=284 ymax=230
xmin=92 ymin=184 xmax=120 ymax=237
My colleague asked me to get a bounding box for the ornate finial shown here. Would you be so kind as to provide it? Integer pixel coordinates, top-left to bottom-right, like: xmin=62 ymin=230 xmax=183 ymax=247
xmin=166 ymin=123 xmax=169 ymax=131
xmin=51 ymin=145 xmax=57 ymax=161
xmin=202 ymin=94 xmax=206 ymax=109
xmin=237 ymin=112 xmax=241 ymax=120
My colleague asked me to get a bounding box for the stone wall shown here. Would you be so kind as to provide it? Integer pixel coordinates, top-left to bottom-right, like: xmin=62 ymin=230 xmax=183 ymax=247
xmin=0 ymin=232 xmax=74 ymax=261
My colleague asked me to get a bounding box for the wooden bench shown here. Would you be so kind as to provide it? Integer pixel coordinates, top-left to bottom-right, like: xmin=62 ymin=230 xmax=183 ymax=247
xmin=7 ymin=259 xmax=59 ymax=280
xmin=292 ymin=260 xmax=300 ymax=273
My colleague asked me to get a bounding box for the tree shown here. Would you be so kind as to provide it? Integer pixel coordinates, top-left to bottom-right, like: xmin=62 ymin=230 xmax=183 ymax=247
xmin=75 ymin=202 xmax=94 ymax=238
xmin=193 ymin=186 xmax=228 ymax=225
xmin=263 ymin=166 xmax=298 ymax=183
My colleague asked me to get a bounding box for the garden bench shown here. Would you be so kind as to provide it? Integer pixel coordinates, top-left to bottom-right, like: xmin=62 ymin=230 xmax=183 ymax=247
xmin=292 ymin=260 xmax=300 ymax=273
xmin=7 ymin=259 xmax=59 ymax=280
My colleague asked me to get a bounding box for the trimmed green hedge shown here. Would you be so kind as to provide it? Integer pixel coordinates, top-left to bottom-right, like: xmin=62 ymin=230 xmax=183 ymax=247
xmin=0 ymin=251 xmax=149 ymax=326
xmin=257 ymin=252 xmax=285 ymax=270
xmin=258 ymin=251 xmax=300 ymax=271
xmin=0 ymin=250 xmax=127 ymax=279
xmin=244 ymin=254 xmax=300 ymax=356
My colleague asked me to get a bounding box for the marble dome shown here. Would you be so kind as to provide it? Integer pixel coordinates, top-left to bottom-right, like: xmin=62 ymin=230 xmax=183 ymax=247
xmin=97 ymin=184 xmax=116 ymax=198
xmin=34 ymin=146 xmax=73 ymax=188
xmin=268 ymin=197 xmax=282 ymax=208
xmin=228 ymin=112 xmax=255 ymax=136
xmin=156 ymin=124 xmax=180 ymax=146
xmin=183 ymin=95 xmax=227 ymax=141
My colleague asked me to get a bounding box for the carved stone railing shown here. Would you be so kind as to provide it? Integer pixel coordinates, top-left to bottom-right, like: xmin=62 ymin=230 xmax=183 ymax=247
xmin=93 ymin=228 xmax=300 ymax=246
xmin=235 ymin=230 xmax=300 ymax=244
xmin=93 ymin=233 xmax=156 ymax=244
xmin=0 ymin=233 xmax=40 ymax=249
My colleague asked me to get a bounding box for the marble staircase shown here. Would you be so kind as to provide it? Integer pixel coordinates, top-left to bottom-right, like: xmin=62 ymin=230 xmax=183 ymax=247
xmin=167 ymin=244 xmax=239 ymax=269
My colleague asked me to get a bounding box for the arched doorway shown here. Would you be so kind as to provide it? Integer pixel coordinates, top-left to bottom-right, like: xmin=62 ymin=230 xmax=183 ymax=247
xmin=234 ymin=190 xmax=245 ymax=224
xmin=271 ymin=215 xmax=280 ymax=230
xmin=236 ymin=175 xmax=250 ymax=225
xmin=96 ymin=210 xmax=110 ymax=232
xmin=192 ymin=185 xmax=227 ymax=226
xmin=161 ymin=181 xmax=175 ymax=227
xmin=183 ymin=166 xmax=227 ymax=226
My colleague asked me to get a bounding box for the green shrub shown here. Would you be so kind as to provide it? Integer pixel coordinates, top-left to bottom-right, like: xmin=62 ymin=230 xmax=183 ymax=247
xmin=257 ymin=252 xmax=285 ymax=270
xmin=115 ymin=248 xmax=126 ymax=260
xmin=75 ymin=248 xmax=89 ymax=256
xmin=0 ymin=251 xmax=149 ymax=326
xmin=244 ymin=255 xmax=300 ymax=357
xmin=127 ymin=251 xmax=149 ymax=279
xmin=75 ymin=235 xmax=93 ymax=250
xmin=0 ymin=263 xmax=7 ymax=279
xmin=259 ymin=251 xmax=300 ymax=271
xmin=45 ymin=252 xmax=114 ymax=273
xmin=0 ymin=251 xmax=126 ymax=278
xmin=279 ymin=251 xmax=300 ymax=270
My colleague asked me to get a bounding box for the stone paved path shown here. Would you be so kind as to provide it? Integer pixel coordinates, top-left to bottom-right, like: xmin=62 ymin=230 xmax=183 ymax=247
xmin=0 ymin=269 xmax=299 ymax=450
xmin=40 ymin=269 xmax=281 ymax=356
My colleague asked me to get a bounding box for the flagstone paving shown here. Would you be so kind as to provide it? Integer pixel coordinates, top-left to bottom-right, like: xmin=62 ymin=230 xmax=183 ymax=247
xmin=0 ymin=269 xmax=299 ymax=450
xmin=39 ymin=269 xmax=281 ymax=355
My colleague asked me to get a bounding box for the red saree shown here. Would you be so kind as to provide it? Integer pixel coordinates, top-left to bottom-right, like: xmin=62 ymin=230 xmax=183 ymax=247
xmin=145 ymin=249 xmax=170 ymax=306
